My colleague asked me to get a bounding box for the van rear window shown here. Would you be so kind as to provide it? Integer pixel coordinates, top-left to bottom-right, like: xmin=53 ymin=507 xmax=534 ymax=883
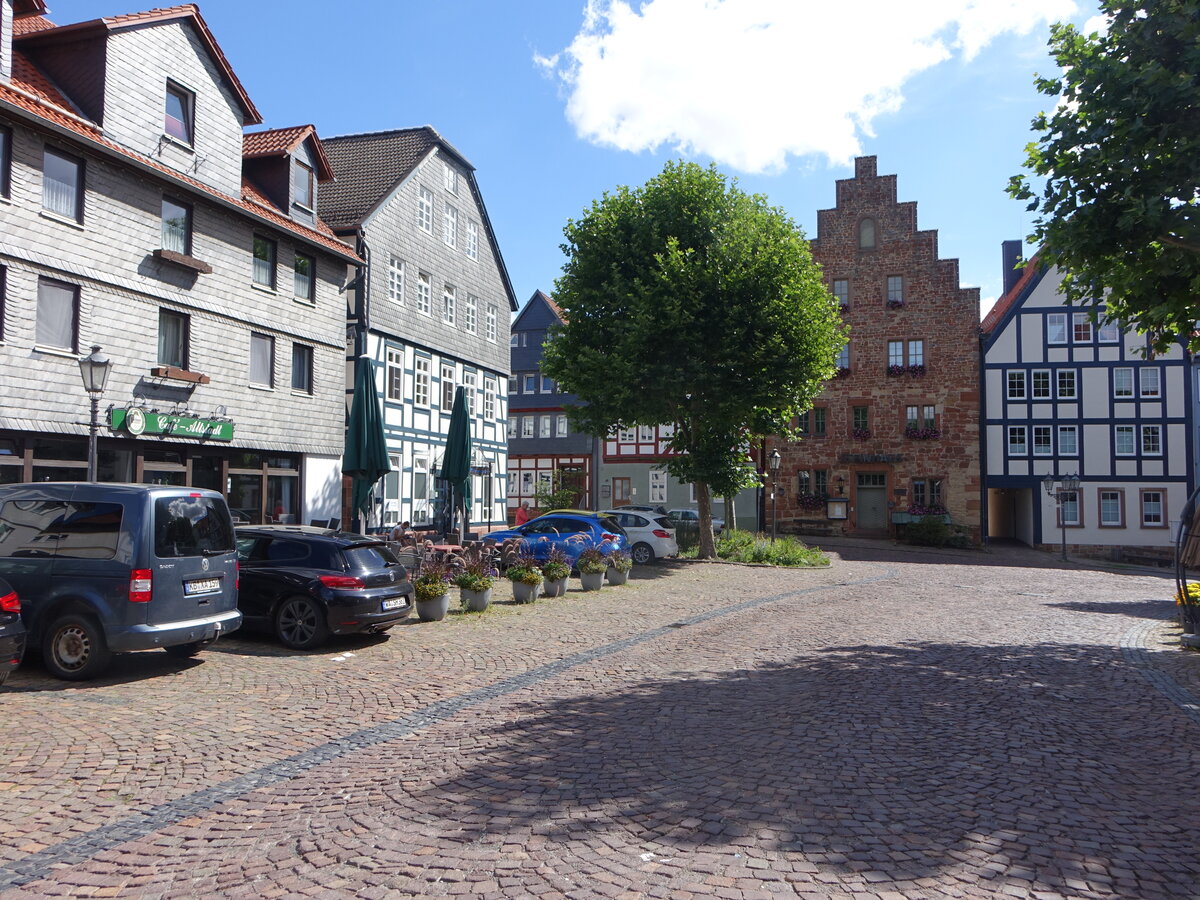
xmin=154 ymin=495 xmax=234 ymax=558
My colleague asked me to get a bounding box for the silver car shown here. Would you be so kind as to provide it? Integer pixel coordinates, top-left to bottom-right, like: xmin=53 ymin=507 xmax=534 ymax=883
xmin=601 ymin=510 xmax=679 ymax=564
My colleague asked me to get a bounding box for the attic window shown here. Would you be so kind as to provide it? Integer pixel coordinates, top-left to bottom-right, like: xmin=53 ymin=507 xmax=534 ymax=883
xmin=292 ymin=161 xmax=313 ymax=210
xmin=164 ymin=83 xmax=194 ymax=144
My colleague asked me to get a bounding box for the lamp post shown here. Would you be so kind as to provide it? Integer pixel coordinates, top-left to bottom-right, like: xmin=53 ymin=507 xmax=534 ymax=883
xmin=769 ymin=448 xmax=781 ymax=543
xmin=1042 ymin=472 xmax=1081 ymax=562
xmin=77 ymin=346 xmax=112 ymax=483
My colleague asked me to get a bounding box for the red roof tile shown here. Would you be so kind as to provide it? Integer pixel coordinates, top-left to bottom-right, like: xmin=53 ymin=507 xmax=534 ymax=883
xmin=243 ymin=125 xmax=335 ymax=182
xmin=12 ymin=14 xmax=56 ymax=34
xmin=981 ymin=253 xmax=1043 ymax=334
xmin=0 ymin=50 xmax=357 ymax=262
xmin=13 ymin=0 xmax=48 ymax=17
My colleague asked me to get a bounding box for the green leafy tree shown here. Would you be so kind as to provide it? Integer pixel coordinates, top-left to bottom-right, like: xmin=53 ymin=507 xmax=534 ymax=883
xmin=532 ymin=469 xmax=583 ymax=512
xmin=541 ymin=161 xmax=846 ymax=558
xmin=1009 ymin=1 xmax=1200 ymax=354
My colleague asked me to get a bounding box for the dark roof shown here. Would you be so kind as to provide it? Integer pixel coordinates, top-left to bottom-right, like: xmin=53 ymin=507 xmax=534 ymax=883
xmin=318 ymin=127 xmax=441 ymax=230
xmin=981 ymin=253 xmax=1044 ymax=335
xmin=320 ymin=126 xmax=517 ymax=311
xmin=513 ymin=290 xmax=565 ymax=330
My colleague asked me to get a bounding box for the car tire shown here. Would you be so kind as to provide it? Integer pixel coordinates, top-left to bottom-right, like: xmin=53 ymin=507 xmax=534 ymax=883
xmin=631 ymin=542 xmax=655 ymax=565
xmin=163 ymin=640 xmax=210 ymax=659
xmin=43 ymin=613 xmax=112 ymax=681
xmin=274 ymin=595 xmax=330 ymax=650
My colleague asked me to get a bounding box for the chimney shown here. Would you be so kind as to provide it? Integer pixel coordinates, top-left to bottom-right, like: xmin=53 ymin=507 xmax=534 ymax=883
xmin=1001 ymin=240 xmax=1023 ymax=295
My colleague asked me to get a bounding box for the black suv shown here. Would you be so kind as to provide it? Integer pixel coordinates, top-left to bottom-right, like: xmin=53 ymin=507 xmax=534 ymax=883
xmin=235 ymin=526 xmax=414 ymax=649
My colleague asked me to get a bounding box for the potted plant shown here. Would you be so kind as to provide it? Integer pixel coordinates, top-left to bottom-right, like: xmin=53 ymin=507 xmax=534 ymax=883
xmin=454 ymin=555 xmax=496 ymax=612
xmin=606 ymin=548 xmax=633 ymax=585
xmin=507 ymin=553 xmax=544 ymax=603
xmin=413 ymin=560 xmax=452 ymax=622
xmin=541 ymin=546 xmax=571 ymax=598
xmin=577 ymin=546 xmax=608 ymax=592
xmin=1175 ymin=582 xmax=1200 ymax=634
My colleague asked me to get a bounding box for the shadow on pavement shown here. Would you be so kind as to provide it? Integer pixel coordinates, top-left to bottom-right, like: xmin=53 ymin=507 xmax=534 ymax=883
xmin=413 ymin=640 xmax=1196 ymax=899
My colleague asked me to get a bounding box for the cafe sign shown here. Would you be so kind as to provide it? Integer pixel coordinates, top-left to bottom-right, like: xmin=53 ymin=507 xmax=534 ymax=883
xmin=110 ymin=407 xmax=234 ymax=442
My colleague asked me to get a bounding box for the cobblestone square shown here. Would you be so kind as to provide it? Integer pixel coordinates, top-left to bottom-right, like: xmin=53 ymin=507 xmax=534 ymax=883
xmin=1 ymin=541 xmax=1197 ymax=899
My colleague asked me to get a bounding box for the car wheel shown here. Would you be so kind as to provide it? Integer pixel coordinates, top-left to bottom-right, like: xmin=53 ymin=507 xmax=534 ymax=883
xmin=43 ymin=613 xmax=112 ymax=681
xmin=274 ymin=595 xmax=330 ymax=650
xmin=631 ymin=542 xmax=655 ymax=565
xmin=163 ymin=640 xmax=210 ymax=659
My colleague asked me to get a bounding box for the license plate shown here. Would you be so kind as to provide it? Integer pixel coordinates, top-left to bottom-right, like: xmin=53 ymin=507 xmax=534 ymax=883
xmin=381 ymin=597 xmax=407 ymax=611
xmin=185 ymin=577 xmax=221 ymax=595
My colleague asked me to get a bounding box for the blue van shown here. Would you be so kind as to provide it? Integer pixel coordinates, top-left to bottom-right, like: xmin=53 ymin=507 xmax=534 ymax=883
xmin=0 ymin=483 xmax=241 ymax=680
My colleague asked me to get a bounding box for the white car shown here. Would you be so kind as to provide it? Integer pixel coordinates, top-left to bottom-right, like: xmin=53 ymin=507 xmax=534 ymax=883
xmin=667 ymin=508 xmax=725 ymax=534
xmin=601 ymin=510 xmax=679 ymax=564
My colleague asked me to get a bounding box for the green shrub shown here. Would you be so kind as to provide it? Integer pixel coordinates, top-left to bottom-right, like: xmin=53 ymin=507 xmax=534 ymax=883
xmin=681 ymin=531 xmax=828 ymax=567
xmin=904 ymin=516 xmax=950 ymax=548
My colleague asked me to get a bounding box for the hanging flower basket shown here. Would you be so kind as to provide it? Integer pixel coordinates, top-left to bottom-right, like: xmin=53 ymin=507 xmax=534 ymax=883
xmin=852 ymin=427 xmax=871 ymax=441
xmin=908 ymin=363 xmax=926 ymax=376
xmin=835 ymin=367 xmax=851 ymax=378
xmin=886 ymin=299 xmax=905 ymax=310
xmin=905 ymin=425 xmax=941 ymax=440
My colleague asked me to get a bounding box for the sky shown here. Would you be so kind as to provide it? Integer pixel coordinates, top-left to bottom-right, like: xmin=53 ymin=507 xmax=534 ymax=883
xmin=45 ymin=0 xmax=1106 ymax=317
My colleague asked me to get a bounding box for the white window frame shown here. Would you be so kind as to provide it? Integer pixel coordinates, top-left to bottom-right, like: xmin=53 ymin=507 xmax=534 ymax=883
xmin=441 ymin=363 xmax=456 ymax=409
xmin=1006 ymin=370 xmax=1026 ymax=400
xmin=908 ymin=340 xmax=924 ymax=366
xmin=249 ymin=332 xmax=274 ymax=388
xmin=443 ymin=162 xmax=457 ymax=194
xmin=888 ymin=341 xmax=904 ymax=367
xmin=416 ymin=271 xmax=432 ymax=315
xmin=1057 ymin=425 xmax=1078 ymax=456
xmin=1114 ymin=425 xmax=1136 ymax=456
xmin=1057 ymin=369 xmax=1077 ymax=400
xmin=388 ymin=256 xmax=405 ymax=304
xmin=417 ymin=186 xmax=433 ymax=233
xmin=507 ymin=417 xmax=518 ymax=438
xmin=43 ymin=146 xmax=82 ymax=221
xmin=466 ymin=220 xmax=479 ymax=260
xmin=443 ymin=204 xmax=458 ymax=248
xmin=1031 ymin=369 xmax=1052 ymax=400
xmin=1046 ymin=313 xmax=1067 ymax=344
xmin=1098 ymin=319 xmax=1121 ymax=342
xmin=414 ymin=355 xmax=431 ymax=407
xmin=523 ymin=374 xmax=537 ymax=394
xmin=443 ymin=284 xmax=456 ymax=326
xmin=484 ymin=380 xmax=497 ymax=420
xmin=413 ymin=457 xmax=430 ymax=523
xmin=1141 ymin=424 xmax=1162 ymax=456
xmin=463 ymin=370 xmax=477 ymax=416
xmin=1059 ymin=490 xmax=1081 ymax=526
xmin=539 ymin=415 xmax=551 ymax=438
xmin=1114 ymin=367 xmax=1134 ymax=398
xmin=1032 ymin=425 xmax=1053 ymax=457
xmin=649 ymin=470 xmax=667 ymax=504
xmin=1142 ymin=490 xmax=1165 ymax=527
xmin=1007 ymin=425 xmax=1028 ymax=456
xmin=1072 ymin=313 xmax=1093 ymax=343
xmin=464 ymin=294 xmax=478 ymax=334
xmin=1099 ymin=490 xmax=1123 ymax=527
xmin=486 ymin=304 xmax=497 ymax=342
xmin=522 ymin=416 xmax=534 ymax=438
xmin=1140 ymin=367 xmax=1162 ymax=398
xmin=385 ymin=347 xmax=404 ymax=402
xmin=886 ymin=275 xmax=903 ymax=303
xmin=557 ymin=415 xmax=568 ymax=437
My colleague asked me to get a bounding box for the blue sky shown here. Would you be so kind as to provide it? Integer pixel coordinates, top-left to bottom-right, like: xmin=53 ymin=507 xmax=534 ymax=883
xmin=47 ymin=0 xmax=1104 ymax=316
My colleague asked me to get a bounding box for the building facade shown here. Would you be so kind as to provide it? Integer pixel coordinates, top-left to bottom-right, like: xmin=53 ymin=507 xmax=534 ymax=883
xmin=981 ymin=245 xmax=1193 ymax=558
xmin=507 ymin=290 xmax=596 ymax=517
xmin=771 ymin=156 xmax=983 ymax=539
xmin=318 ymin=128 xmax=516 ymax=532
xmin=0 ymin=2 xmax=359 ymax=524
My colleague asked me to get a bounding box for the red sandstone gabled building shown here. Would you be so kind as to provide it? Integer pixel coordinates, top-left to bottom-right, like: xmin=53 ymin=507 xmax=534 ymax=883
xmin=770 ymin=157 xmax=982 ymax=539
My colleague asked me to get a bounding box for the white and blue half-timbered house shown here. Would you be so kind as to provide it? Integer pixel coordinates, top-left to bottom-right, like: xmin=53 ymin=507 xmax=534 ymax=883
xmin=981 ymin=241 xmax=1194 ymax=560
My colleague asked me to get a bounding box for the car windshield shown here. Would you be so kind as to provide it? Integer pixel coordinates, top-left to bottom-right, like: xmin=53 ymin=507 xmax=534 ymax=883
xmin=154 ymin=495 xmax=234 ymax=558
xmin=343 ymin=544 xmax=399 ymax=572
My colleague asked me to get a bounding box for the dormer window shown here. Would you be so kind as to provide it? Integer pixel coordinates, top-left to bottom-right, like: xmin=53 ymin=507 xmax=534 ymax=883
xmin=292 ymin=161 xmax=313 ymax=210
xmin=444 ymin=162 xmax=457 ymax=194
xmin=164 ymin=83 xmax=194 ymax=144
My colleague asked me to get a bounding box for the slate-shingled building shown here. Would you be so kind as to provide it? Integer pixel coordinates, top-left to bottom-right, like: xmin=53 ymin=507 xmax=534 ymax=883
xmin=0 ymin=1 xmax=358 ymax=524
xmin=319 ymin=127 xmax=517 ymax=531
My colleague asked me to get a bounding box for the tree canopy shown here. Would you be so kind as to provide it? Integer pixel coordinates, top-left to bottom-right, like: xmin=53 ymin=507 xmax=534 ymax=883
xmin=541 ymin=161 xmax=846 ymax=556
xmin=1008 ymin=0 xmax=1200 ymax=354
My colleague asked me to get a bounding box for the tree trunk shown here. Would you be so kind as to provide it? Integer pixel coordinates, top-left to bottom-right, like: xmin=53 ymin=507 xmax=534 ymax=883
xmin=696 ymin=482 xmax=717 ymax=559
xmin=724 ymin=495 xmax=736 ymax=531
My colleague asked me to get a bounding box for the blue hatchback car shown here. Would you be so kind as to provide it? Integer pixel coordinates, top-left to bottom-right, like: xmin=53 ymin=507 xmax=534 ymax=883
xmin=489 ymin=513 xmax=629 ymax=565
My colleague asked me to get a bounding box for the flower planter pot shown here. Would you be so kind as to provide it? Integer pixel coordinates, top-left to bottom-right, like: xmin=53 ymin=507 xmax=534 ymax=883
xmin=415 ymin=592 xmax=450 ymax=622
xmin=460 ymin=587 xmax=492 ymax=612
xmin=579 ymin=571 xmax=605 ymax=592
xmin=511 ymin=581 xmax=541 ymax=603
xmin=606 ymin=568 xmax=630 ymax=586
xmin=542 ymin=577 xmax=568 ymax=598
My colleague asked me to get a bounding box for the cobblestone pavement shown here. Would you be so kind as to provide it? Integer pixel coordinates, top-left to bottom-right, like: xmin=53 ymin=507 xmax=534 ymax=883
xmin=1 ymin=541 xmax=1198 ymax=900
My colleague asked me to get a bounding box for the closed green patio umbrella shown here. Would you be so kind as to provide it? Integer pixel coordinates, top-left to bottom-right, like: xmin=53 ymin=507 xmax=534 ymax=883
xmin=441 ymin=385 xmax=472 ymax=542
xmin=344 ymin=356 xmax=391 ymax=528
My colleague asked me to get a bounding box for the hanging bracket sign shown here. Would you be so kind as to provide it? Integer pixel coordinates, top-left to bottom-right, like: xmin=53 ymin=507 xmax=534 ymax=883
xmin=110 ymin=407 xmax=234 ymax=442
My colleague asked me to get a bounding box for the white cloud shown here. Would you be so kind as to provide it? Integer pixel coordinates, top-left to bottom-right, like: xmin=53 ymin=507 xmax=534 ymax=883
xmin=541 ymin=0 xmax=1078 ymax=173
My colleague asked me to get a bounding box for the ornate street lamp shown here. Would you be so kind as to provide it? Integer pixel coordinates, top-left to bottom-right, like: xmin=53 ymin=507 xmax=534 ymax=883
xmin=78 ymin=346 xmax=112 ymax=483
xmin=1043 ymin=473 xmax=1080 ymax=562
xmin=769 ymin=448 xmax=781 ymax=543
